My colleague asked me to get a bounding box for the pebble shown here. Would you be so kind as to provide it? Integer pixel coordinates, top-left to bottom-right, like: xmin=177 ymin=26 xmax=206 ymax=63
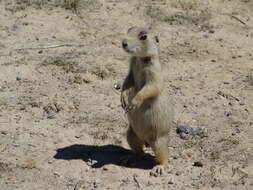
xmin=47 ymin=114 xmax=56 ymax=119
xmin=20 ymin=105 xmax=26 ymax=110
xmin=175 ymin=171 xmax=181 ymax=176
xmin=16 ymin=76 xmax=21 ymax=81
xmin=93 ymin=179 xmax=101 ymax=188
xmin=179 ymin=132 xmax=190 ymax=140
xmin=193 ymin=161 xmax=203 ymax=167
xmin=75 ymin=134 xmax=83 ymax=139
xmin=114 ymin=83 xmax=121 ymax=90
xmin=172 ymin=154 xmax=179 ymax=159
xmin=102 ymin=166 xmax=109 ymax=171
xmin=177 ymin=125 xmax=208 ymax=139
xmin=53 ymin=172 xmax=60 ymax=177
xmin=191 ymin=176 xmax=200 ymax=180
xmin=1 ymin=131 xmax=7 ymax=135
xmin=176 ymin=125 xmax=192 ymax=134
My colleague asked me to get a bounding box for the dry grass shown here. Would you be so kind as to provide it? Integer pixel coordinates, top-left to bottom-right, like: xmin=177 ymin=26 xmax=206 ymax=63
xmin=41 ymin=56 xmax=78 ymax=73
xmin=91 ymin=64 xmax=116 ymax=80
xmin=3 ymin=0 xmax=100 ymax=12
xmin=145 ymin=0 xmax=212 ymax=30
xmin=170 ymin=0 xmax=209 ymax=11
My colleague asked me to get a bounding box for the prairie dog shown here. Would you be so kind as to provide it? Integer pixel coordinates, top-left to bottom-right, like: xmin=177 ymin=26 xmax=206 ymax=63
xmin=121 ymin=27 xmax=174 ymax=175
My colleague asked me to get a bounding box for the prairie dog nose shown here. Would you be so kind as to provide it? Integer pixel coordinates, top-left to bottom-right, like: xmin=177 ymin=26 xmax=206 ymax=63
xmin=122 ymin=40 xmax=128 ymax=48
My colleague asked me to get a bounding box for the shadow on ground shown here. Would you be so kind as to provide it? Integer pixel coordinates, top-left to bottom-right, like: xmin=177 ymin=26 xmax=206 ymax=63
xmin=54 ymin=144 xmax=157 ymax=169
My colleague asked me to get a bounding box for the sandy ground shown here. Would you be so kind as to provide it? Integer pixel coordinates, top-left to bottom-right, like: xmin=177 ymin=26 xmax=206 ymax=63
xmin=0 ymin=0 xmax=253 ymax=189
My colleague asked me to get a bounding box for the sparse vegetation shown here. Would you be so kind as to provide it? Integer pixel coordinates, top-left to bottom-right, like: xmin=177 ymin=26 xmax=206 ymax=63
xmin=60 ymin=0 xmax=80 ymax=12
xmin=3 ymin=0 xmax=101 ymax=12
xmin=42 ymin=56 xmax=78 ymax=73
xmin=19 ymin=159 xmax=37 ymax=169
xmin=145 ymin=0 xmax=211 ymax=29
xmin=91 ymin=64 xmax=116 ymax=80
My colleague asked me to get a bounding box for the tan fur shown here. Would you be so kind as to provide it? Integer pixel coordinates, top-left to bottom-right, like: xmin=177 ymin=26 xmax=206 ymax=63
xmin=121 ymin=27 xmax=174 ymax=166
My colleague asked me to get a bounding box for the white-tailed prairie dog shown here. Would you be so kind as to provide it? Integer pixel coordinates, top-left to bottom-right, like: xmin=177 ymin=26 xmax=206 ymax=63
xmin=121 ymin=26 xmax=174 ymax=176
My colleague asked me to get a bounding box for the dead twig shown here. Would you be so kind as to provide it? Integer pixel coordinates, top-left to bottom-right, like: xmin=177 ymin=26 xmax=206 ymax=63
xmin=15 ymin=44 xmax=85 ymax=51
xmin=231 ymin=15 xmax=246 ymax=25
xmin=133 ymin=174 xmax=140 ymax=189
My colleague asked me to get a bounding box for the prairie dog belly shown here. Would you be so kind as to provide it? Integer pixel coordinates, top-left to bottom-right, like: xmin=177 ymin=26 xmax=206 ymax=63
xmin=127 ymin=93 xmax=172 ymax=142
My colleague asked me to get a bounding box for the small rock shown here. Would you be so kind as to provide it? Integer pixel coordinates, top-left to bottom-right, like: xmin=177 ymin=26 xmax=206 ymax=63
xmin=20 ymin=105 xmax=26 ymax=110
xmin=93 ymin=179 xmax=101 ymax=188
xmin=38 ymin=50 xmax=43 ymax=54
xmin=1 ymin=131 xmax=7 ymax=135
xmin=172 ymin=154 xmax=179 ymax=159
xmin=168 ymin=180 xmax=174 ymax=184
xmin=225 ymin=111 xmax=231 ymax=117
xmin=235 ymin=128 xmax=240 ymax=133
xmin=239 ymin=99 xmax=245 ymax=105
xmin=102 ymin=166 xmax=109 ymax=171
xmin=193 ymin=161 xmax=203 ymax=167
xmin=176 ymin=125 xmax=192 ymax=134
xmin=114 ymin=83 xmax=121 ymax=90
xmin=191 ymin=176 xmax=200 ymax=180
xmin=47 ymin=114 xmax=56 ymax=119
xmin=75 ymin=134 xmax=83 ymax=139
xmin=16 ymin=76 xmax=21 ymax=81
xmin=175 ymin=171 xmax=181 ymax=176
xmin=177 ymin=125 xmax=208 ymax=139
xmin=53 ymin=172 xmax=60 ymax=177
xmin=180 ymin=132 xmax=190 ymax=140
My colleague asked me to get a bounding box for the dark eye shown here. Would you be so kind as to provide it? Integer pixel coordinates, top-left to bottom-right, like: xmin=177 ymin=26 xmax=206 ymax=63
xmin=139 ymin=34 xmax=147 ymax=41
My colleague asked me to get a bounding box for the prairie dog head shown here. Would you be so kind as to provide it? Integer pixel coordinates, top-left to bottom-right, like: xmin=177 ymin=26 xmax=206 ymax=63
xmin=122 ymin=27 xmax=159 ymax=57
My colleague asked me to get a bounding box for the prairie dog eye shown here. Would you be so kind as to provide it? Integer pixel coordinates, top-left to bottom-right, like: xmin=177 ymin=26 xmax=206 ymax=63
xmin=139 ymin=31 xmax=147 ymax=41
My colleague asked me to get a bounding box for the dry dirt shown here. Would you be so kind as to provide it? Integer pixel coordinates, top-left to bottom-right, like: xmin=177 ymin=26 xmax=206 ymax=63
xmin=0 ymin=0 xmax=253 ymax=189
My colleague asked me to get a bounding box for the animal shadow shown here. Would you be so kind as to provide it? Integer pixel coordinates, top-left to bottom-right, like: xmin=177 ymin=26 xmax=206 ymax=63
xmin=54 ymin=144 xmax=157 ymax=170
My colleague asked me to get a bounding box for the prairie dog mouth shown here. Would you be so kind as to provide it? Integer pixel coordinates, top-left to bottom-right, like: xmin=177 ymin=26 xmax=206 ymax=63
xmin=123 ymin=46 xmax=137 ymax=54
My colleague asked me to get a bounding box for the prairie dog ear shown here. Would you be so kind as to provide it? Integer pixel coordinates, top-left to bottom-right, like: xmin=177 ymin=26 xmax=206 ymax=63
xmin=155 ymin=35 xmax=159 ymax=43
